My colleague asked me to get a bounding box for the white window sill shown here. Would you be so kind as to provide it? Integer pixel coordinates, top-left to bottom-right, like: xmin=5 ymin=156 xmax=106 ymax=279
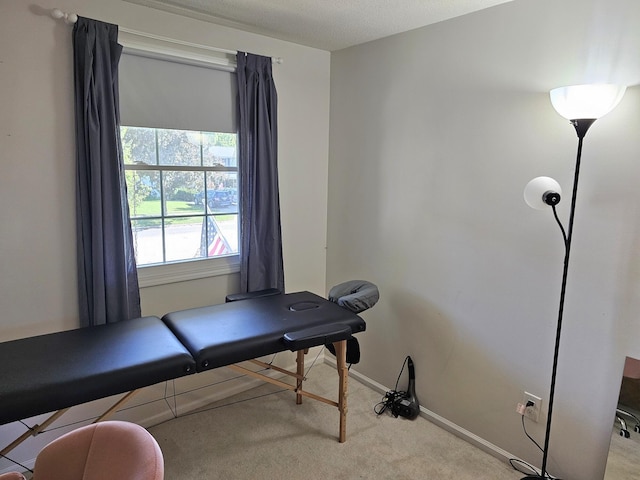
xmin=137 ymin=255 xmax=240 ymax=288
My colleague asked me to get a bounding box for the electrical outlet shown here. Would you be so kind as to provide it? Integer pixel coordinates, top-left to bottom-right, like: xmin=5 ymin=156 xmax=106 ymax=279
xmin=522 ymin=392 xmax=542 ymax=422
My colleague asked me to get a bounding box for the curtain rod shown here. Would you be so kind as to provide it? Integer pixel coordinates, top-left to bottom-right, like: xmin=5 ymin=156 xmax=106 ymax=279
xmin=50 ymin=8 xmax=284 ymax=64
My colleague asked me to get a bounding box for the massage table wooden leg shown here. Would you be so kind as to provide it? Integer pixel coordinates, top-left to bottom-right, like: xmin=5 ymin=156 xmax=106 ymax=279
xmin=333 ymin=339 xmax=348 ymax=443
xmin=0 ymin=408 xmax=69 ymax=457
xmin=296 ymin=349 xmax=305 ymax=404
xmin=92 ymin=390 xmax=140 ymax=423
xmin=1 ymin=390 xmax=142 ymax=458
xmin=229 ymin=343 xmax=351 ymax=442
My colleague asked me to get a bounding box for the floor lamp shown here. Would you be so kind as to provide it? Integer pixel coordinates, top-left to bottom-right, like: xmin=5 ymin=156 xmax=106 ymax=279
xmin=522 ymin=84 xmax=626 ymax=480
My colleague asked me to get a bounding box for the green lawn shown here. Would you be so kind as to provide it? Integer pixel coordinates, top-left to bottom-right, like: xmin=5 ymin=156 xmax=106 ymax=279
xmin=130 ymin=200 xmax=202 ymax=217
xmin=129 ymin=201 xmax=200 ymax=226
xmin=129 ymin=200 xmax=233 ymax=227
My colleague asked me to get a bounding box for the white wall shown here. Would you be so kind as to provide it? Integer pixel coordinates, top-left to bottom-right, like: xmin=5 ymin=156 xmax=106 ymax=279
xmin=328 ymin=1 xmax=640 ymax=479
xmin=0 ymin=0 xmax=330 ymax=471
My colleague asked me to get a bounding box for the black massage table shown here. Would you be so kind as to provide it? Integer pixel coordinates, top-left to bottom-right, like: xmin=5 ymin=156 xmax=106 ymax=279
xmin=0 ymin=291 xmax=366 ymax=455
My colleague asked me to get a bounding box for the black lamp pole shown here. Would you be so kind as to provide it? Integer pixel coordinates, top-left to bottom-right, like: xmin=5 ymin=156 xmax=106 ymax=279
xmin=522 ymin=118 xmax=596 ymax=480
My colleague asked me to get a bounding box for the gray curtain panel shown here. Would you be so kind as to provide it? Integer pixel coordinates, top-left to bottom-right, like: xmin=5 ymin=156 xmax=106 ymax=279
xmin=236 ymin=52 xmax=285 ymax=293
xmin=73 ymin=17 xmax=141 ymax=326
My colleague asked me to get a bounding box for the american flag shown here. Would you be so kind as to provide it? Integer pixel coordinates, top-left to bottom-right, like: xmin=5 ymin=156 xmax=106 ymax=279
xmin=200 ymin=214 xmax=231 ymax=257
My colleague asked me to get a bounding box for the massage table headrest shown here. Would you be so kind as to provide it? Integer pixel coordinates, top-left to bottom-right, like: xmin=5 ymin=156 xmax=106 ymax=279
xmin=324 ymin=280 xmax=378 ymax=364
xmin=328 ymin=280 xmax=379 ymax=314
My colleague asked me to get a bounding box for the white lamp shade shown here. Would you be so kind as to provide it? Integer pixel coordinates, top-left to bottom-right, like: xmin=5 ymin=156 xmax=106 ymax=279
xmin=524 ymin=177 xmax=562 ymax=210
xmin=549 ymin=84 xmax=626 ymax=120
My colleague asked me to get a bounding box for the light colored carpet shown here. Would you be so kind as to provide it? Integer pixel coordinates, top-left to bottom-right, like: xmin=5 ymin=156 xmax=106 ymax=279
xmin=149 ymin=363 xmax=524 ymax=479
xmin=604 ymin=406 xmax=640 ymax=480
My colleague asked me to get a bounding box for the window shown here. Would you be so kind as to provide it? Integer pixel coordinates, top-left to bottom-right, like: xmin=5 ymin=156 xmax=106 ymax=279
xmin=122 ymin=127 xmax=238 ymax=266
xmin=118 ymin=49 xmax=239 ymax=274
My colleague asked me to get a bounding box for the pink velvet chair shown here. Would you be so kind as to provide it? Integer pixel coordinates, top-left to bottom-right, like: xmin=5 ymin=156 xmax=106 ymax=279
xmin=0 ymin=421 xmax=163 ymax=480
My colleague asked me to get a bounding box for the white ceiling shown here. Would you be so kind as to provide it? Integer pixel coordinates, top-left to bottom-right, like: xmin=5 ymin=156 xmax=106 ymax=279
xmin=123 ymin=0 xmax=516 ymax=51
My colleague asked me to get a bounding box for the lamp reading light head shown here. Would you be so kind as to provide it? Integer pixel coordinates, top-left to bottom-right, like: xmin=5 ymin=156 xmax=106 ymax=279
xmin=543 ymin=191 xmax=561 ymax=207
xmin=524 ymin=177 xmax=562 ymax=210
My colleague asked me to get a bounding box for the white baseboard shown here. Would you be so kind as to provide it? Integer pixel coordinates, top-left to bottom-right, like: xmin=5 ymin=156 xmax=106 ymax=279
xmin=323 ymin=357 xmax=518 ymax=465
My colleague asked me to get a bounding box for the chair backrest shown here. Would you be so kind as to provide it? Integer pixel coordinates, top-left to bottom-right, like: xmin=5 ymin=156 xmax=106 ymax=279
xmin=32 ymin=421 xmax=163 ymax=480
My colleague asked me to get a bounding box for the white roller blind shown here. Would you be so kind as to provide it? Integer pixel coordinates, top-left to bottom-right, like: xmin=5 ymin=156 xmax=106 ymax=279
xmin=119 ymin=52 xmax=237 ymax=133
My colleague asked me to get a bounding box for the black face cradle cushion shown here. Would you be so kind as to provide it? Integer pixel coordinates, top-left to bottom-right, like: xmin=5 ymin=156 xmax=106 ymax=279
xmin=328 ymin=280 xmax=380 ymax=314
xmin=325 ymin=338 xmax=361 ymax=365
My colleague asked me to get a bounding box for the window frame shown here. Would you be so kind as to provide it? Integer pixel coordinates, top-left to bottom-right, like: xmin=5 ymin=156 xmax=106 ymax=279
xmin=123 ymin=130 xmax=240 ymax=284
xmin=137 ymin=255 xmax=240 ymax=288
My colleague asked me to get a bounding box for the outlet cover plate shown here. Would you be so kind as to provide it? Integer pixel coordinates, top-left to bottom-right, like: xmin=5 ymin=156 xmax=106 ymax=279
xmin=523 ymin=392 xmax=542 ymax=422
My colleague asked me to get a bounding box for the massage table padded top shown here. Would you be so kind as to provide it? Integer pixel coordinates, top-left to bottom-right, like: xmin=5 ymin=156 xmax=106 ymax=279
xmin=0 ymin=316 xmax=196 ymax=426
xmin=162 ymin=291 xmax=366 ymax=371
